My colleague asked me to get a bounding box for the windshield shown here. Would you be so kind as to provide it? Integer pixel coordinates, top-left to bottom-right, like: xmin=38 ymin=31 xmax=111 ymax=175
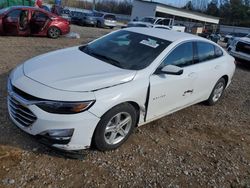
xmin=0 ymin=7 xmax=10 ymax=14
xmin=85 ymin=13 xmax=94 ymax=16
xmin=79 ymin=30 xmax=171 ymax=70
xmin=140 ymin=17 xmax=155 ymax=24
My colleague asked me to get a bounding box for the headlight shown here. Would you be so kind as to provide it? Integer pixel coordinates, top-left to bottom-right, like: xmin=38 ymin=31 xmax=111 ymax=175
xmin=36 ymin=101 xmax=95 ymax=114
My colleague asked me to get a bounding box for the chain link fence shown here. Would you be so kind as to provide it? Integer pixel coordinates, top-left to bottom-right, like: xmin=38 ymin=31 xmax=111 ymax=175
xmin=0 ymin=0 xmax=35 ymax=8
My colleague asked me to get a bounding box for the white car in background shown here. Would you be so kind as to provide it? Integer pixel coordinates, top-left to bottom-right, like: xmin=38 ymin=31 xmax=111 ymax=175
xmin=8 ymin=28 xmax=235 ymax=151
xmin=228 ymin=33 xmax=250 ymax=62
xmin=128 ymin=17 xmax=185 ymax=32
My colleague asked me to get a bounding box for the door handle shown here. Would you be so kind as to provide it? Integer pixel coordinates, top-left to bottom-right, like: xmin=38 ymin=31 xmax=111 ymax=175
xmin=183 ymin=89 xmax=194 ymax=96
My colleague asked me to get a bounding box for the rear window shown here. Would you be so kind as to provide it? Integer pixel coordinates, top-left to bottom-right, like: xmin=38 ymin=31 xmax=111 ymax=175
xmin=104 ymin=14 xmax=116 ymax=20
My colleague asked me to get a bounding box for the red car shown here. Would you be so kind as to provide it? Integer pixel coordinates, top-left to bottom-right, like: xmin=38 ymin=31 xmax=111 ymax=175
xmin=0 ymin=6 xmax=70 ymax=38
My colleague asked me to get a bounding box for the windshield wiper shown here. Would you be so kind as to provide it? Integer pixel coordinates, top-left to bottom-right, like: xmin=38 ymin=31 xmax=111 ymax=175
xmin=90 ymin=52 xmax=122 ymax=68
xmin=80 ymin=45 xmax=122 ymax=68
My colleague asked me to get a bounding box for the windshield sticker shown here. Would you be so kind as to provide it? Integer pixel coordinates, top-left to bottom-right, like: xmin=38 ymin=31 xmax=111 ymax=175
xmin=140 ymin=38 xmax=159 ymax=48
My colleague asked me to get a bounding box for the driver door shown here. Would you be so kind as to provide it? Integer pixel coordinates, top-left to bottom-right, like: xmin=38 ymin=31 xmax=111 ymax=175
xmin=146 ymin=42 xmax=197 ymax=121
xmin=3 ymin=9 xmax=21 ymax=35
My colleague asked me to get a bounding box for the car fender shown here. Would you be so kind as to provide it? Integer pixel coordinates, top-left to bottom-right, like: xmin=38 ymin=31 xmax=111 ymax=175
xmin=89 ymin=78 xmax=149 ymax=125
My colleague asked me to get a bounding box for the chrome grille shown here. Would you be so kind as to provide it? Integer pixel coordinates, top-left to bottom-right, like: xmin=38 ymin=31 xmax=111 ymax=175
xmin=8 ymin=96 xmax=37 ymax=127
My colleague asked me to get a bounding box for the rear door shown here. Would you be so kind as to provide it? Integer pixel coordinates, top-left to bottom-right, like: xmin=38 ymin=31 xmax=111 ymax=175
xmin=2 ymin=9 xmax=21 ymax=35
xmin=30 ymin=10 xmax=50 ymax=34
xmin=190 ymin=41 xmax=224 ymax=101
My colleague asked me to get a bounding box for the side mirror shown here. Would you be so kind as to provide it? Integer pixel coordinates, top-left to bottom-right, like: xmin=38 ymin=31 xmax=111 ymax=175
xmin=157 ymin=65 xmax=183 ymax=75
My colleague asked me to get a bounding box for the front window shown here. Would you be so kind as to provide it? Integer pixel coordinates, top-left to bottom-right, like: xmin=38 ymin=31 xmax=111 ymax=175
xmin=162 ymin=42 xmax=194 ymax=67
xmin=79 ymin=30 xmax=171 ymax=70
xmin=140 ymin=17 xmax=155 ymax=24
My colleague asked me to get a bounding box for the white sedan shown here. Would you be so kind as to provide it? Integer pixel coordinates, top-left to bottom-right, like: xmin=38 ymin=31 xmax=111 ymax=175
xmin=7 ymin=28 xmax=235 ymax=151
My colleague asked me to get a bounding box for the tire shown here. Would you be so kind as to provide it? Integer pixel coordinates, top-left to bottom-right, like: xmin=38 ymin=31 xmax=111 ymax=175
xmin=206 ymin=78 xmax=226 ymax=106
xmin=47 ymin=27 xmax=60 ymax=39
xmin=109 ymin=26 xmax=114 ymax=29
xmin=93 ymin=103 xmax=137 ymax=151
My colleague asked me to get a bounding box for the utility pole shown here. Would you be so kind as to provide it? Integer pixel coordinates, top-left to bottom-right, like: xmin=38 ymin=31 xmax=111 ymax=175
xmin=93 ymin=0 xmax=96 ymax=11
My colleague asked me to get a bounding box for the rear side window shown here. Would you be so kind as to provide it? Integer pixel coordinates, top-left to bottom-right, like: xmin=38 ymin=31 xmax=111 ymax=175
xmin=32 ymin=11 xmax=48 ymax=21
xmin=196 ymin=42 xmax=215 ymax=62
xmin=162 ymin=42 xmax=194 ymax=67
xmin=157 ymin=19 xmax=170 ymax=26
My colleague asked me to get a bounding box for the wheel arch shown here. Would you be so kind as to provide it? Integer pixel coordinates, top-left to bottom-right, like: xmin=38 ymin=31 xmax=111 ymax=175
xmin=47 ymin=26 xmax=62 ymax=37
xmin=90 ymin=101 xmax=141 ymax=148
xmin=221 ymin=75 xmax=229 ymax=87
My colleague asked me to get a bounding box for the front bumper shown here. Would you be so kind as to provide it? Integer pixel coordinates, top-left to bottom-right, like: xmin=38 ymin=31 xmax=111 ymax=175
xmin=7 ymin=68 xmax=100 ymax=151
xmin=229 ymin=50 xmax=250 ymax=62
xmin=61 ymin=25 xmax=70 ymax=35
xmin=8 ymin=96 xmax=100 ymax=150
xmin=104 ymin=21 xmax=116 ymax=27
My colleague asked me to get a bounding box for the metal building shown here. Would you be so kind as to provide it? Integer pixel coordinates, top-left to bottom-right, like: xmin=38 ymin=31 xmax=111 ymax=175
xmin=131 ymin=0 xmax=219 ymax=25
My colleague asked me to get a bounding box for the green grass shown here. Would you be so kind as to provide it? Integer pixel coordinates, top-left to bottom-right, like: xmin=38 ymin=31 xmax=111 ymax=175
xmin=0 ymin=0 xmax=35 ymax=8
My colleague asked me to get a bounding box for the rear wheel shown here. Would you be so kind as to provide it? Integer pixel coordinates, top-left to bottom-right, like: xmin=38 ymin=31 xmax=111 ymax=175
xmin=47 ymin=27 xmax=60 ymax=39
xmin=93 ymin=103 xmax=137 ymax=151
xmin=206 ymin=78 xmax=226 ymax=105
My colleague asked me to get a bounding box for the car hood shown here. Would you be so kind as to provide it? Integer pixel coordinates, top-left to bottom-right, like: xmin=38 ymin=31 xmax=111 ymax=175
xmin=239 ymin=37 xmax=250 ymax=43
xmin=128 ymin=21 xmax=152 ymax=27
xmin=23 ymin=47 xmax=136 ymax=92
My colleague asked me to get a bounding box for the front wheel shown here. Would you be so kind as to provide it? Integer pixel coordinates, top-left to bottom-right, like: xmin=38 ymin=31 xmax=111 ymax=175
xmin=47 ymin=27 xmax=60 ymax=39
xmin=206 ymin=78 xmax=226 ymax=105
xmin=93 ymin=103 xmax=137 ymax=151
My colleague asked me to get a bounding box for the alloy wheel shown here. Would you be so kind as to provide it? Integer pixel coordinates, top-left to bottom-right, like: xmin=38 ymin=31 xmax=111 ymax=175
xmin=104 ymin=112 xmax=132 ymax=145
xmin=212 ymin=82 xmax=224 ymax=102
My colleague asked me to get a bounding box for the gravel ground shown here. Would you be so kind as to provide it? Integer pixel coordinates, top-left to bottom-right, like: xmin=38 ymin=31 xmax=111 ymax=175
xmin=0 ymin=25 xmax=250 ymax=188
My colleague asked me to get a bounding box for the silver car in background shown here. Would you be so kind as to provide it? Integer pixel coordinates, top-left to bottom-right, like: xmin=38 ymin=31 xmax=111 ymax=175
xmin=94 ymin=12 xmax=117 ymax=29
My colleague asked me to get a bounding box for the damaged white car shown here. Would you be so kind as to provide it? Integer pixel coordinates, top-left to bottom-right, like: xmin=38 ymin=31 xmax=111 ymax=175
xmin=8 ymin=28 xmax=235 ymax=151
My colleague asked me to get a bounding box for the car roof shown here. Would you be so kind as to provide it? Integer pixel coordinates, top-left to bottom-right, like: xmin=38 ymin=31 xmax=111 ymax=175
xmin=124 ymin=27 xmax=201 ymax=42
xmin=8 ymin=6 xmax=53 ymax=15
xmin=9 ymin=6 xmax=38 ymax=10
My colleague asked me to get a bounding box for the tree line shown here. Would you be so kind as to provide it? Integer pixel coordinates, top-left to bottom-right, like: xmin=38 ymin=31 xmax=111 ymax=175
xmin=43 ymin=0 xmax=250 ymax=27
xmin=44 ymin=0 xmax=132 ymax=15
xmin=184 ymin=0 xmax=250 ymax=27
